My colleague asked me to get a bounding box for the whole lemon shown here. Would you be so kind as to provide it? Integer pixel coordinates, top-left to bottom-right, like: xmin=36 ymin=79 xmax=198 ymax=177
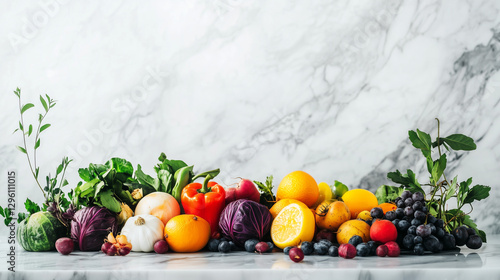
xmin=276 ymin=171 xmax=319 ymax=208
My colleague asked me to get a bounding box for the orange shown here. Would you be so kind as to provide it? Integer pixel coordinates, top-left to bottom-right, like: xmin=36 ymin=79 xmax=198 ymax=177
xmin=164 ymin=214 xmax=210 ymax=252
xmin=271 ymin=201 xmax=315 ymax=249
xmin=341 ymin=189 xmax=379 ymax=219
xmin=378 ymin=202 xmax=397 ymax=214
xmin=276 ymin=171 xmax=319 ymax=208
xmin=336 ymin=219 xmax=371 ymax=244
xmin=270 ymin=198 xmax=301 ymax=218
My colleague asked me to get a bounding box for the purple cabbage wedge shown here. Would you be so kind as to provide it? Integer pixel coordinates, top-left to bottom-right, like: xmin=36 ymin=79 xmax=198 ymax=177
xmin=71 ymin=206 xmax=117 ymax=251
xmin=219 ymin=199 xmax=272 ymax=247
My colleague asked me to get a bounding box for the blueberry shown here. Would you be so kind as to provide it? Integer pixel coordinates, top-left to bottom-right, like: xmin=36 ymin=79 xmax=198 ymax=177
xmin=244 ymin=239 xmax=259 ymax=252
xmin=370 ymin=207 xmax=384 ymax=219
xmin=434 ymin=219 xmax=444 ymax=229
xmin=414 ymin=236 xmax=423 ymax=244
xmin=412 ymin=192 xmax=424 ymax=202
xmin=284 ymin=246 xmax=294 ymax=255
xmin=412 ymin=201 xmax=423 ymax=211
xmin=218 ymin=241 xmax=231 ymax=253
xmin=392 ymin=219 xmax=401 ymax=228
xmin=319 ymin=239 xmax=333 ymax=248
xmin=266 ymin=242 xmax=274 ymax=252
xmin=404 ymin=197 xmax=414 ymax=207
xmin=348 ymin=235 xmax=363 ymax=247
xmin=366 ymin=241 xmax=378 ymax=256
xmin=413 ymin=243 xmax=425 ymax=255
xmin=404 ymin=206 xmax=414 ymax=218
xmin=414 ymin=210 xmax=426 ymax=221
xmin=397 ymin=220 xmax=410 ymax=233
xmin=313 ymin=242 xmax=329 ymax=255
xmin=220 ymin=237 xmax=229 ymax=242
xmin=442 ymin=233 xmax=456 ymax=250
xmin=401 ymin=190 xmax=412 ymax=200
xmin=385 ymin=211 xmax=397 ymax=221
xmin=466 ymin=235 xmax=482 ymax=250
xmin=229 ymin=241 xmax=242 ymax=251
xmin=364 ymin=219 xmax=373 ymax=226
xmin=411 ymin=218 xmax=422 ymax=227
xmin=429 ymin=223 xmax=437 ymax=235
xmin=396 ymin=200 xmax=405 ymax=208
xmin=427 ymin=215 xmax=437 ymax=224
xmin=328 ymin=246 xmax=339 ymax=257
xmin=300 ymin=241 xmax=314 ymax=255
xmin=356 ymin=243 xmax=370 ymax=257
xmin=207 ymin=239 xmax=220 ymax=252
xmin=407 ymin=225 xmax=417 ymax=236
xmin=416 ymin=224 xmax=431 ymax=238
xmin=436 ymin=228 xmax=445 ymax=239
xmin=423 ymin=235 xmax=440 ymax=253
xmin=403 ymin=234 xmax=415 ymax=249
xmin=395 ymin=208 xmax=405 ymax=219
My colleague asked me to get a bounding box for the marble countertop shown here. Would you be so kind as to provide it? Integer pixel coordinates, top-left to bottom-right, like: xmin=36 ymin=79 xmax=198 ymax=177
xmin=1 ymin=235 xmax=499 ymax=280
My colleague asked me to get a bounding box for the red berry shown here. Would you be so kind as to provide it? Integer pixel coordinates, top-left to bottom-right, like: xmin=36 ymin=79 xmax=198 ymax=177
xmin=154 ymin=240 xmax=169 ymax=254
xmin=338 ymin=243 xmax=356 ymax=259
xmin=255 ymin=242 xmax=269 ymax=254
xmin=101 ymin=242 xmax=114 ymax=254
xmin=376 ymin=244 xmax=388 ymax=257
xmin=289 ymin=248 xmax=304 ymax=263
xmin=118 ymin=246 xmax=131 ymax=256
xmin=385 ymin=241 xmax=400 ymax=257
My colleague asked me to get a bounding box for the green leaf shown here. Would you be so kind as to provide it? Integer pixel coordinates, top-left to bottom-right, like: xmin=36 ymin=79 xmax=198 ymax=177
xmin=431 ymin=154 xmax=447 ymax=184
xmin=56 ymin=163 xmax=64 ymax=175
xmin=35 ymin=167 xmax=40 ymax=179
xmin=440 ymin=134 xmax=476 ymax=151
xmin=17 ymin=146 xmax=27 ymax=154
xmin=17 ymin=212 xmax=27 ymax=223
xmin=99 ymin=190 xmax=121 ymax=213
xmin=78 ymin=178 xmax=99 ymax=197
xmin=375 ymin=185 xmax=403 ymax=204
xmin=13 ymin=88 xmax=20 ymax=98
xmin=94 ymin=181 xmax=107 ymax=197
xmin=409 ymin=129 xmax=432 ymax=158
xmin=27 ymin=124 xmax=33 ymax=136
xmin=78 ymin=168 xmax=92 ymax=182
xmin=458 ymin=178 xmax=473 ymax=205
xmin=34 ymin=139 xmax=40 ymax=149
xmin=135 ymin=164 xmax=156 ymax=187
xmin=40 ymin=124 xmax=51 ymax=133
xmin=158 ymin=170 xmax=173 ymax=193
xmin=464 ymin=185 xmax=491 ymax=204
xmin=445 ymin=176 xmax=458 ymax=201
xmin=19 ymin=121 xmax=23 ymax=131
xmin=62 ymin=179 xmax=69 ymax=187
xmin=334 ymin=180 xmax=349 ymax=197
xmin=21 ymin=103 xmax=34 ymax=114
xmin=24 ymin=198 xmax=41 ymax=215
xmin=106 ymin=158 xmax=134 ymax=176
xmin=12 ymin=128 xmax=19 ymax=134
xmin=40 ymin=95 xmax=48 ymax=112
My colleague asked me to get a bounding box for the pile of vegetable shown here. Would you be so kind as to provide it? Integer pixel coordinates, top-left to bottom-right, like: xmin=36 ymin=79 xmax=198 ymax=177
xmin=0 ymin=89 xmax=491 ymax=262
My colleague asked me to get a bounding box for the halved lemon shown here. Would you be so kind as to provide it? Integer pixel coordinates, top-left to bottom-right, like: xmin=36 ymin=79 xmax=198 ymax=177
xmin=271 ymin=201 xmax=315 ymax=249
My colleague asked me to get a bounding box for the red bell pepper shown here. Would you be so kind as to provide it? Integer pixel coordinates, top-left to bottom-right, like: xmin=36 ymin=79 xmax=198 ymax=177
xmin=181 ymin=175 xmax=226 ymax=238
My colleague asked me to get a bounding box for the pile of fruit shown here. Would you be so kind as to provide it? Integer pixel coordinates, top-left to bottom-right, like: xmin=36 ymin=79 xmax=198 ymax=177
xmin=0 ymin=89 xmax=491 ymax=263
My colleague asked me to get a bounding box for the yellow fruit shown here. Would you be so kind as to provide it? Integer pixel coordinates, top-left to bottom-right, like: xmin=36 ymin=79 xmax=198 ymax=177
xmin=271 ymin=201 xmax=315 ymax=249
xmin=315 ymin=201 xmax=351 ymax=231
xmin=311 ymin=182 xmax=333 ymax=209
xmin=336 ymin=219 xmax=371 ymax=244
xmin=269 ymin=199 xmax=301 ymax=219
xmin=342 ymin=189 xmax=379 ymax=219
xmin=276 ymin=171 xmax=319 ymax=208
xmin=357 ymin=210 xmax=372 ymax=221
xmin=164 ymin=214 xmax=211 ymax=252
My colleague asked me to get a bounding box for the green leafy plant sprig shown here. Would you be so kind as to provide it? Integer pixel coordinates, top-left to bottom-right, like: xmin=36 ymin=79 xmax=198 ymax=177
xmin=8 ymin=88 xmax=73 ymax=226
xmin=387 ymin=119 xmax=490 ymax=241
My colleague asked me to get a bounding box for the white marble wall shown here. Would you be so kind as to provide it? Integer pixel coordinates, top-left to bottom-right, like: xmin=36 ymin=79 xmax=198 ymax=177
xmin=1 ymin=0 xmax=500 ymax=237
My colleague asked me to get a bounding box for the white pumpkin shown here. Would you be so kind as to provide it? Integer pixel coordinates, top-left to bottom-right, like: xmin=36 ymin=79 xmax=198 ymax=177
xmin=120 ymin=214 xmax=164 ymax=252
